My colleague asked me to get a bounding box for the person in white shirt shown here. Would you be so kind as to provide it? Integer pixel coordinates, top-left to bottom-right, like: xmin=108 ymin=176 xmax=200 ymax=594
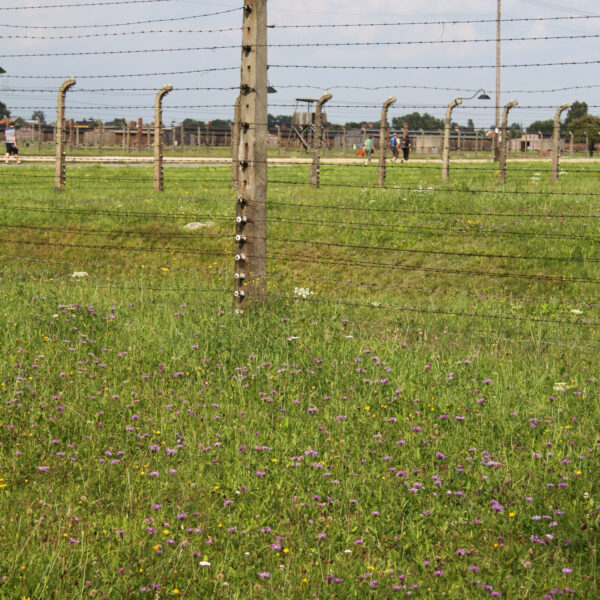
xmin=5 ymin=122 xmax=21 ymax=164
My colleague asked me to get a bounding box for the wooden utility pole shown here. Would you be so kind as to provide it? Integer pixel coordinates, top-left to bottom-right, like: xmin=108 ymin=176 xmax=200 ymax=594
xmin=153 ymin=84 xmax=173 ymax=192
xmin=54 ymin=78 xmax=76 ymax=191
xmin=552 ymin=103 xmax=570 ymax=183
xmin=377 ymin=96 xmax=396 ymax=188
xmin=235 ymin=0 xmax=268 ymax=311
xmin=498 ymin=100 xmax=518 ymax=183
xmin=310 ymin=93 xmax=332 ymax=187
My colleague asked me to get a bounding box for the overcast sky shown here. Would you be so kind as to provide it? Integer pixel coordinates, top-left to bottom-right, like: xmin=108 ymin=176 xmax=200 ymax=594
xmin=1 ymin=0 xmax=599 ymax=129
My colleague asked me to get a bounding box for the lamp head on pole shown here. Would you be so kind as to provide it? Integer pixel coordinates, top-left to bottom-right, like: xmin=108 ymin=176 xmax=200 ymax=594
xmin=459 ymin=89 xmax=491 ymax=102
xmin=0 ymin=66 xmax=6 ymax=74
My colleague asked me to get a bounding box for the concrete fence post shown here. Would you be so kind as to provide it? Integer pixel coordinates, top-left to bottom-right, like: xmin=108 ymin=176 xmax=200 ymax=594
xmin=442 ymin=98 xmax=462 ymax=183
xmin=537 ymin=132 xmax=543 ymax=158
xmin=377 ymin=96 xmax=396 ymax=188
xmin=569 ymin=131 xmax=573 ymax=158
xmin=342 ymin=127 xmax=346 ymax=154
xmin=180 ymin=122 xmax=185 ymax=154
xmin=455 ymin=126 xmax=461 ymax=158
xmin=438 ymin=129 xmax=443 ymax=157
xmin=498 ymin=100 xmax=518 ymax=184
xmin=475 ymin=130 xmax=479 ymax=157
xmin=584 ymin=132 xmax=589 ymax=157
xmin=276 ymin=125 xmax=281 ymax=155
xmin=153 ymin=84 xmax=173 ymax=192
xmin=54 ymin=78 xmax=76 ymax=192
xmin=197 ymin=126 xmax=201 ymax=153
xmin=552 ymin=103 xmax=570 ymax=183
xmin=98 ymin=120 xmax=103 ymax=154
xmin=205 ymin=123 xmax=211 ymax=154
xmin=231 ymin=95 xmax=241 ymax=189
xmin=419 ymin=128 xmax=424 ymax=155
xmin=37 ymin=117 xmax=42 ymax=153
xmin=235 ymin=0 xmax=268 ymax=311
xmin=137 ymin=117 xmax=143 ymax=150
xmin=310 ymin=93 xmax=332 ymax=188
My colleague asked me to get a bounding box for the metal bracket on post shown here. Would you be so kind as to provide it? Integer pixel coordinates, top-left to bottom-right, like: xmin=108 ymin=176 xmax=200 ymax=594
xmin=552 ymin=103 xmax=570 ymax=183
xmin=235 ymin=0 xmax=268 ymax=312
xmin=498 ymin=100 xmax=518 ymax=184
xmin=54 ymin=78 xmax=76 ymax=192
xmin=310 ymin=93 xmax=332 ymax=188
xmin=153 ymin=84 xmax=173 ymax=192
xmin=377 ymin=96 xmax=396 ymax=188
xmin=442 ymin=98 xmax=462 ymax=183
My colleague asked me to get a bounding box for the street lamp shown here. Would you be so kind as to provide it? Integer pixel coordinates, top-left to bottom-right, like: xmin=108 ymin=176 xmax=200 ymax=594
xmin=441 ymin=90 xmax=489 ymax=182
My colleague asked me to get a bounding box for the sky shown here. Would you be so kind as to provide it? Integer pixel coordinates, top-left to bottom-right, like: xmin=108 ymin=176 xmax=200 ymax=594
xmin=1 ymin=0 xmax=599 ymax=130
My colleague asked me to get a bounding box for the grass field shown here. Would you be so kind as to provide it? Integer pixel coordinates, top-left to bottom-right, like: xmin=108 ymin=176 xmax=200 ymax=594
xmin=0 ymin=159 xmax=598 ymax=598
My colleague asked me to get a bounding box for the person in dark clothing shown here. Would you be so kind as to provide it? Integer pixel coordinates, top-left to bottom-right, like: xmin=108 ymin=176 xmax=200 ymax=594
xmin=401 ymin=135 xmax=411 ymax=162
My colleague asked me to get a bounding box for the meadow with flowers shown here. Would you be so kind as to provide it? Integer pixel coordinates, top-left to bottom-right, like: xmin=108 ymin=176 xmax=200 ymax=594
xmin=0 ymin=160 xmax=598 ymax=598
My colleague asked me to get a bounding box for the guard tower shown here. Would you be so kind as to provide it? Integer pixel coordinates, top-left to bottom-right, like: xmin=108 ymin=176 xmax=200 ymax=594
xmin=289 ymin=98 xmax=327 ymax=150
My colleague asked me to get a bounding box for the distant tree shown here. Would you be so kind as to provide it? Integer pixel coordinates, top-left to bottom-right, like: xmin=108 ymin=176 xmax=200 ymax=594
xmin=526 ymin=119 xmax=554 ymax=136
xmin=0 ymin=101 xmax=10 ymax=119
xmin=466 ymin=118 xmax=475 ymax=131
xmin=343 ymin=121 xmax=367 ymax=129
xmin=105 ymin=118 xmax=127 ymax=128
xmin=392 ymin=112 xmax=445 ymax=131
xmin=509 ymin=122 xmax=522 ymax=136
xmin=208 ymin=119 xmax=232 ymax=130
xmin=268 ymin=114 xmax=292 ymax=127
xmin=564 ymin=101 xmax=588 ymax=129
xmin=567 ymin=114 xmax=600 ymax=156
xmin=31 ymin=110 xmax=46 ymax=123
xmin=182 ymin=118 xmax=205 ymax=128
xmin=13 ymin=117 xmax=25 ymax=127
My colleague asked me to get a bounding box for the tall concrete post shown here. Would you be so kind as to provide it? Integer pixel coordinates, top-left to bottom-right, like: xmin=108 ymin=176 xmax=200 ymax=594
xmin=54 ymin=78 xmax=76 ymax=192
xmin=235 ymin=0 xmax=268 ymax=310
xmin=538 ymin=132 xmax=543 ymax=158
xmin=137 ymin=117 xmax=143 ymax=150
xmin=153 ymin=84 xmax=173 ymax=192
xmin=442 ymin=98 xmax=462 ymax=183
xmin=552 ymin=103 xmax=570 ymax=183
xmin=475 ymin=129 xmax=479 ymax=157
xmin=342 ymin=127 xmax=346 ymax=154
xmin=455 ymin=126 xmax=461 ymax=157
xmin=420 ymin=128 xmax=424 ymax=155
xmin=180 ymin=122 xmax=185 ymax=154
xmin=377 ymin=96 xmax=396 ymax=188
xmin=569 ymin=131 xmax=573 ymax=158
xmin=231 ymin=94 xmax=241 ymax=189
xmin=585 ymin=132 xmax=589 ymax=157
xmin=37 ymin=117 xmax=42 ymax=153
xmin=438 ymin=129 xmax=443 ymax=157
xmin=498 ymin=100 xmax=518 ymax=184
xmin=276 ymin=125 xmax=281 ymax=155
xmin=98 ymin=120 xmax=103 ymax=154
xmin=310 ymin=93 xmax=332 ymax=188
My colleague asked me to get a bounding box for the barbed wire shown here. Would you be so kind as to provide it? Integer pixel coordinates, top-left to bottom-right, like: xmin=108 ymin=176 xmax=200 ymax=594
xmin=2 ymin=253 xmax=231 ymax=275
xmin=7 ymin=67 xmax=239 ymax=79
xmin=267 ymin=271 xmax=600 ymax=307
xmin=267 ymin=237 xmax=600 ymax=264
xmin=267 ymin=14 xmax=600 ymax=30
xmin=275 ymin=294 xmax=600 ymax=328
xmin=4 ymin=1 xmax=235 ymax=12
xmin=266 ymin=251 xmax=600 ymax=284
xmin=271 ymin=59 xmax=600 ymax=71
xmin=3 ymin=31 xmax=598 ymax=46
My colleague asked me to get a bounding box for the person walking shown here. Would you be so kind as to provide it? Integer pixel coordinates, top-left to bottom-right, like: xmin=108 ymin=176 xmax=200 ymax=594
xmin=363 ymin=134 xmax=375 ymax=165
xmin=401 ymin=133 xmax=411 ymax=162
xmin=4 ymin=122 xmax=21 ymax=165
xmin=390 ymin=132 xmax=399 ymax=162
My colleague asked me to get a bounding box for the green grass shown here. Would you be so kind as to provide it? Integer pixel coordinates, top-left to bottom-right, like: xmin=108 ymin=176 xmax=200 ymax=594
xmin=0 ymin=160 xmax=598 ymax=598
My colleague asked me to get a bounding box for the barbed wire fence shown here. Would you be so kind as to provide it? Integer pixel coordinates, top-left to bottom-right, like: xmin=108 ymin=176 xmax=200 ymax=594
xmin=1 ymin=0 xmax=599 ymax=350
